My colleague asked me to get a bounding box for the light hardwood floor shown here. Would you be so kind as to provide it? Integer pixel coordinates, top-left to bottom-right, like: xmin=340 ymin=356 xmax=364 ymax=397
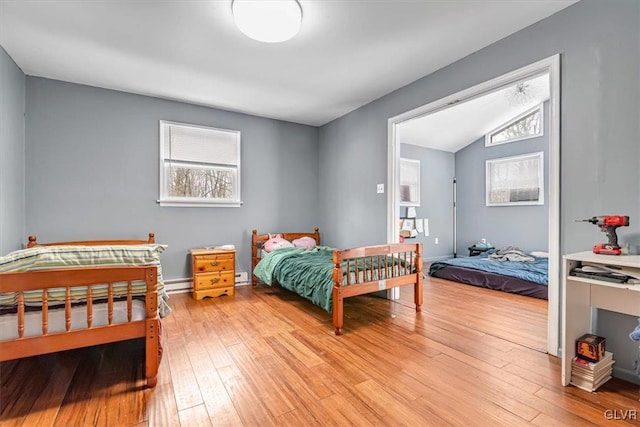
xmin=1 ymin=277 xmax=639 ymax=426
xmin=398 ymin=274 xmax=548 ymax=352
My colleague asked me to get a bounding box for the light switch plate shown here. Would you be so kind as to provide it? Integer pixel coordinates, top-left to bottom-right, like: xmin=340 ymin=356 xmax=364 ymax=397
xmin=377 ymin=184 xmax=384 ymax=194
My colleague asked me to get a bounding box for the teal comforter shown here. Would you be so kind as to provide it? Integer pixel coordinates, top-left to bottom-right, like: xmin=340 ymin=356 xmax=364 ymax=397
xmin=254 ymin=247 xmax=336 ymax=312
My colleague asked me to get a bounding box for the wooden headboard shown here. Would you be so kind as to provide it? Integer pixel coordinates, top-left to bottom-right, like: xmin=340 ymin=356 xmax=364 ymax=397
xmin=251 ymin=228 xmax=320 ymax=285
xmin=27 ymin=232 xmax=156 ymax=248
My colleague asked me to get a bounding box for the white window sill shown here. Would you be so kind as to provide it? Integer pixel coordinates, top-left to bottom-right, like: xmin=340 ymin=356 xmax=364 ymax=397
xmin=158 ymin=199 xmax=243 ymax=208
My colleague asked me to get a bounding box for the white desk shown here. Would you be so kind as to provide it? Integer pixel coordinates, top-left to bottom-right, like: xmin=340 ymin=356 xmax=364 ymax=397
xmin=561 ymin=252 xmax=640 ymax=386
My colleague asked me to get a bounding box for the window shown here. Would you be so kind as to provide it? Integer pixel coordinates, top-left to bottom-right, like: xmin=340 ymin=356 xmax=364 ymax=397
xmin=159 ymin=120 xmax=241 ymax=207
xmin=486 ymin=152 xmax=544 ymax=206
xmin=399 ymin=158 xmax=420 ymax=207
xmin=485 ymin=104 xmax=543 ymax=147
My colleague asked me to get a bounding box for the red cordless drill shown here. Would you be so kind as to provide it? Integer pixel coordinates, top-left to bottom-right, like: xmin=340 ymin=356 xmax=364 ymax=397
xmin=576 ymin=215 xmax=630 ymax=255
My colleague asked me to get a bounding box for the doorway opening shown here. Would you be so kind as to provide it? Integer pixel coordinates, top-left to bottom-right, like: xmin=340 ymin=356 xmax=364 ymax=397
xmin=387 ymin=55 xmax=560 ymax=355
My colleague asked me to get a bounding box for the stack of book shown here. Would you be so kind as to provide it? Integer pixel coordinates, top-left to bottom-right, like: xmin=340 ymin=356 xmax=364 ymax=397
xmin=570 ymin=351 xmax=614 ymax=392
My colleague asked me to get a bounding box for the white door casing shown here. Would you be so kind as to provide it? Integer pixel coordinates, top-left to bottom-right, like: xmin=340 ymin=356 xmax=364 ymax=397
xmin=387 ymin=55 xmax=560 ymax=356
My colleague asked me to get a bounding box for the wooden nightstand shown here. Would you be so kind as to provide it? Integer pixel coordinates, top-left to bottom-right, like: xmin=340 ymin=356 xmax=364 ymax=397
xmin=190 ymin=248 xmax=236 ymax=300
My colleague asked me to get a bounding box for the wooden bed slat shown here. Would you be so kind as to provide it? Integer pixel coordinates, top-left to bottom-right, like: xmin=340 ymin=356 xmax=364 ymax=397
xmin=107 ymin=283 xmax=113 ymax=325
xmin=87 ymin=286 xmax=93 ymax=328
xmin=65 ymin=287 xmax=71 ymax=332
xmin=18 ymin=292 xmax=24 ymax=339
xmin=42 ymin=291 xmax=49 ymax=335
xmin=127 ymin=282 xmax=133 ymax=322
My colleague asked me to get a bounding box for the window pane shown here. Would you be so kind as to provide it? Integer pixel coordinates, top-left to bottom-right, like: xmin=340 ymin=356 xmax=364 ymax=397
xmin=167 ymin=163 xmax=235 ymax=200
xmin=490 ymin=108 xmax=541 ymax=144
xmin=486 ymin=152 xmax=543 ymax=206
xmin=399 ymin=158 xmax=420 ymax=206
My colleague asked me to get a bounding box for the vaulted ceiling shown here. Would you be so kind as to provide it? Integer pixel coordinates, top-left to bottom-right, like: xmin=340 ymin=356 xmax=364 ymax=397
xmin=0 ymin=1 xmax=576 ymax=126
xmin=398 ymin=73 xmax=550 ymax=152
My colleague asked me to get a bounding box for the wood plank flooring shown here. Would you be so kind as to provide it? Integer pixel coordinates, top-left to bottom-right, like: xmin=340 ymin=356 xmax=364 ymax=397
xmin=398 ymin=275 xmax=548 ymax=351
xmin=1 ymin=277 xmax=639 ymax=426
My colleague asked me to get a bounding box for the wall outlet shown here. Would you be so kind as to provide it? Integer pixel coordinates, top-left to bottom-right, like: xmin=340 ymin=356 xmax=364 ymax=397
xmin=377 ymin=183 xmax=384 ymax=194
xmin=434 ymin=237 xmax=439 ymax=244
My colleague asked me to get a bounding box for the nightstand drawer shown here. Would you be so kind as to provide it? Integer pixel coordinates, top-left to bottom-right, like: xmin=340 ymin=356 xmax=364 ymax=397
xmin=194 ymin=257 xmax=234 ymax=273
xmin=195 ymin=271 xmax=235 ymax=290
xmin=194 ymin=286 xmax=235 ymax=299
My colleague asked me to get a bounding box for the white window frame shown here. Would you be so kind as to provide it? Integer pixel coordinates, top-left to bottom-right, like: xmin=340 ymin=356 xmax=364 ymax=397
xmin=485 ymin=103 xmax=544 ymax=147
xmin=158 ymin=120 xmax=242 ymax=207
xmin=399 ymin=158 xmax=420 ymax=207
xmin=485 ymin=151 xmax=544 ymax=207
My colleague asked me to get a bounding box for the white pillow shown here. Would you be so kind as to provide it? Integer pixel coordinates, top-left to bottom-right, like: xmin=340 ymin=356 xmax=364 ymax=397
xmin=530 ymin=251 xmax=549 ymax=258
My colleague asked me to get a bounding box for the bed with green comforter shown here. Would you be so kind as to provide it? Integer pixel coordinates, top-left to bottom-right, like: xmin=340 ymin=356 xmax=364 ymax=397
xmin=254 ymin=246 xmax=410 ymax=313
xmin=251 ymin=228 xmax=423 ymax=335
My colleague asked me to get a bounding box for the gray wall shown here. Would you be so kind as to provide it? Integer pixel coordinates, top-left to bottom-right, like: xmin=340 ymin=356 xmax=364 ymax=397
xmin=400 ymin=143 xmax=454 ymax=259
xmin=0 ymin=46 xmax=25 ymax=254
xmin=25 ymin=77 xmax=319 ymax=280
xmin=319 ymin=0 xmax=639 ymax=376
xmin=455 ymin=102 xmax=549 ymax=254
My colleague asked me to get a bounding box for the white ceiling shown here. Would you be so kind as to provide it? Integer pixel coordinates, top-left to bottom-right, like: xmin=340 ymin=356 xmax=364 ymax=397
xmin=0 ymin=1 xmax=576 ymax=127
xmin=397 ymin=73 xmax=550 ymax=152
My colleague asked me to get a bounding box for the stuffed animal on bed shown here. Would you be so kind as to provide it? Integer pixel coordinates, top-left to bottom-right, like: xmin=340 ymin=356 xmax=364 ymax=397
xmin=264 ymin=234 xmax=294 ymax=252
xmin=292 ymin=236 xmax=316 ymax=250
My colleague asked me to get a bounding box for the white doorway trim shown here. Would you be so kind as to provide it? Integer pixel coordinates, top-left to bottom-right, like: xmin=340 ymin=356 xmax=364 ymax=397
xmin=386 ymin=54 xmax=560 ymax=356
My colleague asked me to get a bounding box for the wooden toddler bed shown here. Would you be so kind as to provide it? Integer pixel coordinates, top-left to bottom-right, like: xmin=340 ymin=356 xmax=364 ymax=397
xmin=0 ymin=233 xmax=165 ymax=388
xmin=251 ymin=229 xmax=423 ymax=335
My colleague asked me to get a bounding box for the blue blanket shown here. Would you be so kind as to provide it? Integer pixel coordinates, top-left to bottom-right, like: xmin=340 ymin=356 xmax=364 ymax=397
xmin=429 ymin=253 xmax=548 ymax=285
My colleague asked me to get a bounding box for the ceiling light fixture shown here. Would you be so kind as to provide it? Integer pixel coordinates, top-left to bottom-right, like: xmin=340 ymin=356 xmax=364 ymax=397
xmin=231 ymin=0 xmax=303 ymax=43
xmin=507 ymin=81 xmax=537 ymax=105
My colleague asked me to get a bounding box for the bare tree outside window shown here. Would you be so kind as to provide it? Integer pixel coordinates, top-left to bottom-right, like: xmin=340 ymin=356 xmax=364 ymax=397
xmin=486 ymin=152 xmax=544 ymax=206
xmin=486 ymin=104 xmax=543 ymax=147
xmin=491 ymin=109 xmax=541 ymax=144
xmin=169 ymin=166 xmax=234 ymax=199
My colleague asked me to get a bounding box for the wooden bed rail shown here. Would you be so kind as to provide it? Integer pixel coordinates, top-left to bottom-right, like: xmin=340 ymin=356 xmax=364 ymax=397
xmin=0 ymin=266 xmax=156 ymax=292
xmin=27 ymin=232 xmax=155 ymax=248
xmin=0 ymin=266 xmax=159 ymax=386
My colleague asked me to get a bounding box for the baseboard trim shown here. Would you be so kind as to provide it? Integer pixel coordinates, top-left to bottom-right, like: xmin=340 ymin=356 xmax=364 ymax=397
xmin=164 ymin=278 xmax=191 ymax=295
xmin=423 ymin=255 xmax=452 ymax=262
xmin=613 ymin=366 xmax=640 ymax=385
xmin=163 ymin=277 xmax=250 ymax=295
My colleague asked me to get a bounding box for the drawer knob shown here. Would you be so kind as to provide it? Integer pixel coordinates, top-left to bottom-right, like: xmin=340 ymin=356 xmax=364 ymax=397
xmin=210 ymin=260 xmax=219 ymax=267
xmin=210 ymin=277 xmax=220 ymax=284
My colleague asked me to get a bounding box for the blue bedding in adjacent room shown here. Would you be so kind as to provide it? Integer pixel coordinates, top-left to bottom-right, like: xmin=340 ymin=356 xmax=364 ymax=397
xmin=429 ymin=253 xmax=548 ymax=286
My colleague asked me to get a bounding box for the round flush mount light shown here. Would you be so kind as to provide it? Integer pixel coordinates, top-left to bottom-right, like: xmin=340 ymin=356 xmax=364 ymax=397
xmin=232 ymin=0 xmax=303 ymax=43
